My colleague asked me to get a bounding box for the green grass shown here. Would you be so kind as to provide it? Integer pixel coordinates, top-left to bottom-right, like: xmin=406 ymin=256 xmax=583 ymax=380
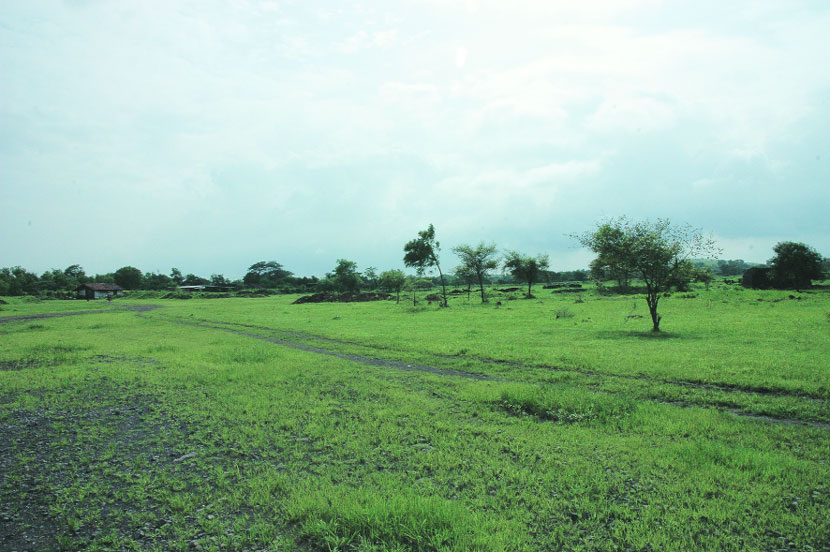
xmin=0 ymin=284 xmax=828 ymax=550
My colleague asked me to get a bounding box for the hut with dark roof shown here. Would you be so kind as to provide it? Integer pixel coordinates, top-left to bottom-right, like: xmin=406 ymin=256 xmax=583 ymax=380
xmin=77 ymin=283 xmax=124 ymax=300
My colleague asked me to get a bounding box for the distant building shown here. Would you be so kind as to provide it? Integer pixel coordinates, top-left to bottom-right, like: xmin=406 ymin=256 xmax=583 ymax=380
xmin=178 ymin=285 xmax=233 ymax=292
xmin=741 ymin=267 xmax=772 ymax=289
xmin=77 ymin=283 xmax=124 ymax=300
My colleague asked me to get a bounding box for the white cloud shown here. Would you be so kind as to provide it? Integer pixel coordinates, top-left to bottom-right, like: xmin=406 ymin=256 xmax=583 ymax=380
xmin=338 ymin=28 xmax=398 ymax=52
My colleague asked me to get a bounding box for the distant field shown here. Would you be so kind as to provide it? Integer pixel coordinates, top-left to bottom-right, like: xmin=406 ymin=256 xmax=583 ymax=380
xmin=1 ymin=284 xmax=828 ymax=551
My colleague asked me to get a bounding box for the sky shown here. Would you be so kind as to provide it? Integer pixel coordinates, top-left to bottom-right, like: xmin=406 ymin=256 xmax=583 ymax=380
xmin=1 ymin=0 xmax=828 ymax=279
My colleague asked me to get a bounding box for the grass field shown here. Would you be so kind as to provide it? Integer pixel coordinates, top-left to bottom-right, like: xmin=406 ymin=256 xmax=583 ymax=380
xmin=1 ymin=284 xmax=828 ymax=551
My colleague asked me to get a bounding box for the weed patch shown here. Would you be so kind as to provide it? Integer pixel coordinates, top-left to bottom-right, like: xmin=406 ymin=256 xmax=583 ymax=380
xmin=484 ymin=383 xmax=636 ymax=423
xmin=288 ymin=485 xmax=487 ymax=551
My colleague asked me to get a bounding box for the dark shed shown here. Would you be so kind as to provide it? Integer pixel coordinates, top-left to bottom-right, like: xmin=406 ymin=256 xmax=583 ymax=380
xmin=77 ymin=283 xmax=124 ymax=300
xmin=741 ymin=267 xmax=772 ymax=289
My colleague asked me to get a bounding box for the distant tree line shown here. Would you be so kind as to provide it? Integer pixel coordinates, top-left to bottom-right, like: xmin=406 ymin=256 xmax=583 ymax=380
xmin=0 ymin=262 xmax=318 ymax=297
xmin=2 ymin=222 xmax=826 ymax=314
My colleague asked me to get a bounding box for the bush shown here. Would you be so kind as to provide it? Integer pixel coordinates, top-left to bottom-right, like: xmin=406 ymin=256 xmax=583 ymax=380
xmin=555 ymin=308 xmax=574 ymax=319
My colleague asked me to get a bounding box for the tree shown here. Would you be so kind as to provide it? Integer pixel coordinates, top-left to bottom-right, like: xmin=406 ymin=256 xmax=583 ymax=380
xmin=452 ymin=242 xmax=499 ymax=302
xmin=769 ymin=241 xmax=824 ymax=290
xmin=210 ymin=274 xmax=232 ymax=287
xmin=243 ymin=261 xmax=292 ymax=288
xmin=170 ymin=268 xmax=184 ymax=285
xmin=143 ymin=272 xmax=174 ymax=290
xmin=64 ymin=264 xmax=88 ymax=284
xmin=182 ymin=273 xmax=210 ymax=286
xmin=575 ymin=217 xmax=719 ymax=332
xmin=503 ymin=251 xmax=550 ymax=298
xmin=453 ymin=265 xmax=476 ymax=301
xmin=716 ymin=259 xmax=749 ymax=277
xmin=403 ymin=224 xmax=448 ymax=307
xmin=694 ymin=267 xmax=715 ymax=291
xmin=405 ymin=277 xmax=434 ymax=306
xmin=585 ymin=224 xmax=634 ymax=291
xmin=332 ymin=259 xmax=362 ymax=294
xmin=114 ymin=266 xmax=143 ymax=290
xmin=378 ymin=269 xmax=406 ymax=303
xmin=362 ymin=267 xmax=379 ymax=290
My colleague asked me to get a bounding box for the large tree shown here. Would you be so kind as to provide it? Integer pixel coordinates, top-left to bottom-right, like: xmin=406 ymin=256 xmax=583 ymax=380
xmin=403 ymin=224 xmax=448 ymax=307
xmin=503 ymin=251 xmax=550 ymax=298
xmin=452 ymin=242 xmax=499 ymax=302
xmin=114 ymin=266 xmax=143 ymax=290
xmin=769 ymin=241 xmax=824 ymax=290
xmin=243 ymin=261 xmax=292 ymax=288
xmin=575 ymin=217 xmax=719 ymax=332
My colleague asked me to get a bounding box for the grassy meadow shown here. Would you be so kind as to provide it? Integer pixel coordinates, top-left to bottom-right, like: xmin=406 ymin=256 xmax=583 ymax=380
xmin=0 ymin=283 xmax=828 ymax=551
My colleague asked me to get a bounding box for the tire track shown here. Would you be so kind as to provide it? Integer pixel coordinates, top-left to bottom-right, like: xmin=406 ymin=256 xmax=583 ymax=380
xmin=157 ymin=315 xmax=828 ymax=430
xmin=176 ymin=316 xmax=827 ymax=403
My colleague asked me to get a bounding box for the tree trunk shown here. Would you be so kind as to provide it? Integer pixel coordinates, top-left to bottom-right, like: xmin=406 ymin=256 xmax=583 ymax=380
xmin=478 ymin=274 xmax=486 ymax=303
xmin=646 ymin=292 xmax=661 ymax=332
xmin=527 ymin=280 xmax=532 ymax=298
xmin=413 ymin=288 xmax=416 ymax=306
xmin=436 ymin=264 xmax=448 ymax=307
xmin=396 ymin=289 xmax=400 ymax=303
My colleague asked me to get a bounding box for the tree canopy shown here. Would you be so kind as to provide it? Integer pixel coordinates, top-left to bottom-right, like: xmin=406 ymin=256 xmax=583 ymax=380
xmin=574 ymin=217 xmax=720 ymax=332
xmin=769 ymin=241 xmax=824 ymax=290
xmin=114 ymin=266 xmax=143 ymax=290
xmin=243 ymin=261 xmax=292 ymax=288
xmin=378 ymin=269 xmax=406 ymax=303
xmin=452 ymin=242 xmax=499 ymax=302
xmin=503 ymin=251 xmax=550 ymax=298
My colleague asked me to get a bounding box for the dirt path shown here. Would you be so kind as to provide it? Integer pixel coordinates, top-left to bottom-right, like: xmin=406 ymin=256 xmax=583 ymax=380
xmin=167 ymin=317 xmax=502 ymax=382
xmin=180 ymin=316 xmax=826 ymax=403
xmin=0 ymin=304 xmax=159 ymax=324
xmin=160 ymin=316 xmax=829 ymax=430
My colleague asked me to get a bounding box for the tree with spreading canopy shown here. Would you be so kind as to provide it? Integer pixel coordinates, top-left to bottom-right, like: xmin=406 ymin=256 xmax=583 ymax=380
xmin=574 ymin=217 xmax=720 ymax=332
xmin=769 ymin=241 xmax=824 ymax=290
xmin=243 ymin=261 xmax=292 ymax=288
xmin=502 ymin=251 xmax=550 ymax=298
xmin=114 ymin=266 xmax=143 ymax=290
xmin=403 ymin=224 xmax=448 ymax=307
xmin=452 ymin=242 xmax=499 ymax=302
xmin=378 ymin=269 xmax=406 ymax=303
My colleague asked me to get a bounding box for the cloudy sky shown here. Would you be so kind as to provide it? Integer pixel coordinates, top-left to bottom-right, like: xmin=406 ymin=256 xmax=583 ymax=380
xmin=2 ymin=0 xmax=828 ymax=279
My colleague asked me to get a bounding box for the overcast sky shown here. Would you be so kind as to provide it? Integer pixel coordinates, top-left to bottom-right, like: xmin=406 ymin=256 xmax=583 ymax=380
xmin=2 ymin=0 xmax=828 ymax=279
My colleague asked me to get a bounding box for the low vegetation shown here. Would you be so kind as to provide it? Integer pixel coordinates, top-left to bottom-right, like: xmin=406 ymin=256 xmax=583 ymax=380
xmin=1 ymin=281 xmax=828 ymax=550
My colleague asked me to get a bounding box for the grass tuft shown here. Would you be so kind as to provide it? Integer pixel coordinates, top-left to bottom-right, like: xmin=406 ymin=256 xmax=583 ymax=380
xmin=486 ymin=383 xmax=636 ymax=423
xmin=287 ymin=485 xmax=487 ymax=551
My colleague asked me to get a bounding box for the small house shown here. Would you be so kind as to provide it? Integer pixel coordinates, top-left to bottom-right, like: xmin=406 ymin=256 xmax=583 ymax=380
xmin=77 ymin=283 xmax=124 ymax=300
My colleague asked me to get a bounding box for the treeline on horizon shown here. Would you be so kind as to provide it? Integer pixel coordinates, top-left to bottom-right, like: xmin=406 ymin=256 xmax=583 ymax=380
xmin=0 ymin=258 xmax=760 ymax=298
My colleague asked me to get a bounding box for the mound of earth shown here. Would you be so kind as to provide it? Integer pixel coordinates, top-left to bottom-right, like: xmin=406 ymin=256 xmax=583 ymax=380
xmin=293 ymin=292 xmax=392 ymax=304
xmin=544 ymin=283 xmax=584 ymax=289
